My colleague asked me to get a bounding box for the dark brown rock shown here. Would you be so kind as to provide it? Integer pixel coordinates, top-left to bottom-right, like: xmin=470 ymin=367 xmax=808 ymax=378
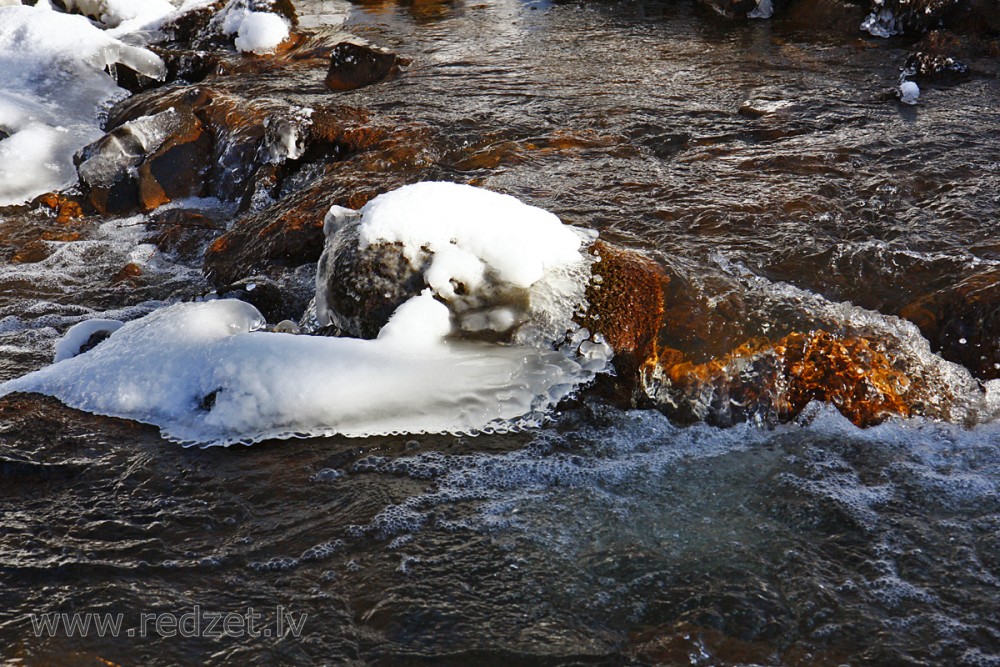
xmin=580 ymin=241 xmax=667 ymax=381
xmin=202 ymin=175 xmax=341 ymax=286
xmin=105 ymin=87 xmax=289 ymax=205
xmin=900 ymin=269 xmax=1000 ymax=380
xmin=213 ymin=277 xmax=310 ymax=324
xmin=314 ymin=212 xmax=427 ymax=339
xmin=75 ymin=107 xmax=211 ymax=214
xmin=324 ymin=42 xmax=407 ymax=92
xmin=784 ymin=0 xmax=865 ymax=34
xmin=204 ymin=164 xmax=420 ymax=286
xmin=696 ymin=0 xmax=758 ymax=17
xmin=145 ymin=208 xmax=224 ymax=261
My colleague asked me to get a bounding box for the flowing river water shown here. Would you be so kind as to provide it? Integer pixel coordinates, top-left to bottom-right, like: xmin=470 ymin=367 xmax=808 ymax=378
xmin=2 ymin=0 xmax=1000 ymax=664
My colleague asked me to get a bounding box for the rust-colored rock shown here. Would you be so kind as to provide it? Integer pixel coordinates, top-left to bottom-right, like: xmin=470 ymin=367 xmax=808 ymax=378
xmin=324 ymin=42 xmax=407 ymax=91
xmin=580 ymin=241 xmax=668 ymax=380
xmin=111 ymin=262 xmax=144 ymax=286
xmin=11 ymin=240 xmax=50 ymax=264
xmin=641 ymin=330 xmax=915 ymax=428
xmin=34 ymin=193 xmax=86 ymax=224
xmin=900 ymin=269 xmax=1000 ymax=380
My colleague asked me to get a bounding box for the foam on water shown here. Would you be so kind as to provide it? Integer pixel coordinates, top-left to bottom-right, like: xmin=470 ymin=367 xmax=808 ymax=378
xmin=291 ymin=401 xmax=1000 ymax=663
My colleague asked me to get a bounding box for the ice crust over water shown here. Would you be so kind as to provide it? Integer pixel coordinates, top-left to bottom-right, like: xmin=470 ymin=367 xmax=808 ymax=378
xmin=0 ymin=299 xmax=608 ymax=446
xmin=0 ymin=185 xmax=608 ymax=446
xmin=0 ymin=5 xmax=165 ymax=205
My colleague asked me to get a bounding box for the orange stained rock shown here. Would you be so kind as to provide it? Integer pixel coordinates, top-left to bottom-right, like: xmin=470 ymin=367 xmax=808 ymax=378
xmin=642 ymin=330 xmax=914 ymax=427
xmin=36 ymin=193 xmax=86 ymax=224
xmin=581 ymin=241 xmax=668 ymax=374
xmin=112 ymin=263 xmax=144 ymax=285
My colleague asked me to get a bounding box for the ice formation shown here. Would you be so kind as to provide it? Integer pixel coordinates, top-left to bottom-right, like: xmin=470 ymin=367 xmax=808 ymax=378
xmin=317 ymin=182 xmax=598 ymax=348
xmin=0 ymin=183 xmax=612 ymax=445
xmin=0 ymin=5 xmax=165 ymax=205
xmin=53 ymin=319 xmax=125 ymax=362
xmin=748 ymin=0 xmax=773 ymax=19
xmin=222 ymin=6 xmax=290 ymax=54
xmin=0 ymin=299 xmax=609 ymax=446
xmin=60 ymin=0 xmax=177 ymax=33
xmin=357 ymin=182 xmax=587 ymax=291
xmin=861 ymin=6 xmax=901 ymax=38
xmin=898 ymin=80 xmax=920 ymax=105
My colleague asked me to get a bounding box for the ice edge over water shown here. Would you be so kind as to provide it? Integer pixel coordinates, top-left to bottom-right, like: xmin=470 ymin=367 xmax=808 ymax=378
xmin=0 ymin=184 xmax=612 ymax=446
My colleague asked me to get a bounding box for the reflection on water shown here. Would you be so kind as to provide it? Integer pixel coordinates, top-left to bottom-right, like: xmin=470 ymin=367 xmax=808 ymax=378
xmin=2 ymin=0 xmax=1000 ymax=664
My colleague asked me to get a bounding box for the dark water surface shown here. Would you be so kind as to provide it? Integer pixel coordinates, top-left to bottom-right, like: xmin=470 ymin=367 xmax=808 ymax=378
xmin=2 ymin=0 xmax=1000 ymax=664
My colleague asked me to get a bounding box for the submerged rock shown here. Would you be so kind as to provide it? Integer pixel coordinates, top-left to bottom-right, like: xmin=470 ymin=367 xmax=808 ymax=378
xmin=696 ymin=0 xmax=757 ymax=17
xmin=324 ymin=42 xmax=407 ymax=92
xmin=900 ymin=269 xmax=1000 ymax=381
xmin=642 ymin=331 xmax=915 ymax=427
xmin=210 ymin=276 xmax=306 ymax=324
xmin=144 ymin=208 xmax=224 ymax=261
xmin=0 ymin=392 xmax=155 ymax=448
xmin=784 ymin=0 xmax=865 ymax=33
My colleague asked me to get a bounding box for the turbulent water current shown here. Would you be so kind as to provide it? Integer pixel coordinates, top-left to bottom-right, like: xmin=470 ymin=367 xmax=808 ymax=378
xmin=1 ymin=0 xmax=999 ymax=664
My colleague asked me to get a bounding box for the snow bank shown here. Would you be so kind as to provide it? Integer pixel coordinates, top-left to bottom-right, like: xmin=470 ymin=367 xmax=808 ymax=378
xmin=357 ymin=182 xmax=586 ymax=292
xmin=0 ymin=299 xmax=609 ymax=446
xmin=222 ymin=6 xmax=290 ymax=54
xmin=0 ymin=5 xmax=165 ymax=205
xmin=317 ymin=182 xmax=598 ymax=348
xmin=61 ymin=0 xmax=177 ymax=33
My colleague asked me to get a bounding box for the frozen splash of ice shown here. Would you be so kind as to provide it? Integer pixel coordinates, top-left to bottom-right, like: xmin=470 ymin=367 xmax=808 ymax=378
xmin=0 ymin=299 xmax=609 ymax=446
xmin=0 ymin=5 xmax=165 ymax=205
xmin=748 ymin=0 xmax=773 ymax=20
xmin=219 ymin=1 xmax=291 ymax=55
xmin=861 ymin=8 xmax=901 ymax=38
